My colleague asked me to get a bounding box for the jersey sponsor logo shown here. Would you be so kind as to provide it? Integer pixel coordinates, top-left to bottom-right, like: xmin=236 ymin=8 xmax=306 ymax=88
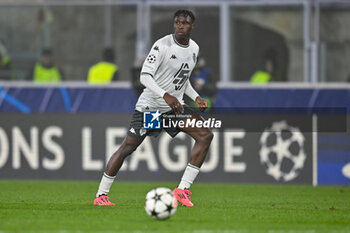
xmin=129 ymin=128 xmax=136 ymax=134
xmin=170 ymin=54 xmax=177 ymax=59
xmin=147 ymin=54 xmax=156 ymax=64
xmin=153 ymin=46 xmax=159 ymax=51
xmin=173 ymin=63 xmax=190 ymax=91
xmin=143 ymin=110 xmax=161 ymax=129
xmin=139 ymin=128 xmax=147 ymax=136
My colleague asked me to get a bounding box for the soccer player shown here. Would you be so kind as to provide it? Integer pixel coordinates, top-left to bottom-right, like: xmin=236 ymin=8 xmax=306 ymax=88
xmin=94 ymin=9 xmax=213 ymax=207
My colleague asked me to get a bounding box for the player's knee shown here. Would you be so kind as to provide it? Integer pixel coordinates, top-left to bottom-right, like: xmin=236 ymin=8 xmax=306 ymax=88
xmin=197 ymin=130 xmax=213 ymax=144
xmin=205 ymin=131 xmax=214 ymax=143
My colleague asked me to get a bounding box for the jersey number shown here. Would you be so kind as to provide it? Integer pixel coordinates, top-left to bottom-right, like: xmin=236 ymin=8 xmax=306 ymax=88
xmin=173 ymin=63 xmax=190 ymax=91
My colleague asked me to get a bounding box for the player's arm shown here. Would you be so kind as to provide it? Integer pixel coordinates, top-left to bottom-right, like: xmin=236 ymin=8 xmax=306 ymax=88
xmin=185 ymin=80 xmax=208 ymax=112
xmin=140 ymin=73 xmax=166 ymax=97
xmin=140 ymin=41 xmax=166 ymax=97
xmin=185 ymin=48 xmax=207 ymax=112
xmin=140 ymin=41 xmax=184 ymax=113
xmin=140 ymin=73 xmax=183 ymax=113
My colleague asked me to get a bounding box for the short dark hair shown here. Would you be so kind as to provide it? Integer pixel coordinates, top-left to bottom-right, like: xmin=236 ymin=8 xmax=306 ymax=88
xmin=174 ymin=9 xmax=195 ymax=23
xmin=42 ymin=48 xmax=53 ymax=56
xmin=103 ymin=47 xmax=115 ymax=62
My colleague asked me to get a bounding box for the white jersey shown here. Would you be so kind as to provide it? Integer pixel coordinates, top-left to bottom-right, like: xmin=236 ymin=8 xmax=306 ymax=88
xmin=135 ymin=34 xmax=199 ymax=113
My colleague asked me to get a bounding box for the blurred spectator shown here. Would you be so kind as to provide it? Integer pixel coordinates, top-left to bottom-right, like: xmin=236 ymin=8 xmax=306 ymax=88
xmin=250 ymin=48 xmax=277 ymax=84
xmin=0 ymin=39 xmax=13 ymax=80
xmin=130 ymin=56 xmax=146 ymax=96
xmin=27 ymin=48 xmax=63 ymax=82
xmin=87 ymin=47 xmax=119 ymax=84
xmin=189 ymin=55 xmax=217 ymax=109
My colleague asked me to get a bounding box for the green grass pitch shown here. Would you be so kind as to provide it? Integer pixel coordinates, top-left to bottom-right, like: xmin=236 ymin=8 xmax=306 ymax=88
xmin=0 ymin=180 xmax=349 ymax=233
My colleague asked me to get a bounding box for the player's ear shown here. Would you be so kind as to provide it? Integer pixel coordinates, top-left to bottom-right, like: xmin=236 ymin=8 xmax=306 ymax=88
xmin=191 ymin=23 xmax=195 ymax=30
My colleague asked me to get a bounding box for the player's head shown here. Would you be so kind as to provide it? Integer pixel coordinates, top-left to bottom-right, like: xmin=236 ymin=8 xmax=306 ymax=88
xmin=264 ymin=48 xmax=277 ymax=73
xmin=173 ymin=9 xmax=195 ymax=40
xmin=40 ymin=48 xmax=54 ymax=67
xmin=103 ymin=47 xmax=115 ymax=62
xmin=0 ymin=39 xmax=8 ymax=61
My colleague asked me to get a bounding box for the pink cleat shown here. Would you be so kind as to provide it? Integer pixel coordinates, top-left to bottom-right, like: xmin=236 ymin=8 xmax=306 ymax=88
xmin=94 ymin=195 xmax=115 ymax=206
xmin=173 ymin=188 xmax=194 ymax=207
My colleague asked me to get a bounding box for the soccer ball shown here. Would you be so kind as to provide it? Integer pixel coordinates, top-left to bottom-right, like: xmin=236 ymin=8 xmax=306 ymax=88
xmin=144 ymin=187 xmax=177 ymax=220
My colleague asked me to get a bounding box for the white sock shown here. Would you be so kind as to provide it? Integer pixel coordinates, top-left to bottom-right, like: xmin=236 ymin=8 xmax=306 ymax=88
xmin=96 ymin=172 xmax=116 ymax=197
xmin=178 ymin=163 xmax=200 ymax=190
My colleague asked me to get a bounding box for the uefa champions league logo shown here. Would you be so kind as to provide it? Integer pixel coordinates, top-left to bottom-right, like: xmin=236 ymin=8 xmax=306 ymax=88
xmin=259 ymin=121 xmax=307 ymax=182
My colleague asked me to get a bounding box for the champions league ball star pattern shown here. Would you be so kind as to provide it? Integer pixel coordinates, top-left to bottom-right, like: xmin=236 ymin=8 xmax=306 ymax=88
xmin=259 ymin=121 xmax=307 ymax=182
xmin=145 ymin=187 xmax=177 ymax=220
xmin=147 ymin=54 xmax=156 ymax=64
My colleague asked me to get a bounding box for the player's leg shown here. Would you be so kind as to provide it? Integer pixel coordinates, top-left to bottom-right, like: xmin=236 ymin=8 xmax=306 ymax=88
xmin=94 ymin=135 xmax=145 ymax=206
xmin=105 ymin=135 xmax=145 ymax=176
xmin=183 ymin=115 xmax=214 ymax=167
xmin=179 ymin=113 xmax=213 ymax=187
xmin=173 ymin=113 xmax=213 ymax=207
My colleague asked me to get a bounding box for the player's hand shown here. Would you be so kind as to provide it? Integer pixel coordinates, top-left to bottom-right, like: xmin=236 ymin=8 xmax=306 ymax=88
xmin=163 ymin=93 xmax=184 ymax=114
xmin=195 ymin=96 xmax=208 ymax=112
